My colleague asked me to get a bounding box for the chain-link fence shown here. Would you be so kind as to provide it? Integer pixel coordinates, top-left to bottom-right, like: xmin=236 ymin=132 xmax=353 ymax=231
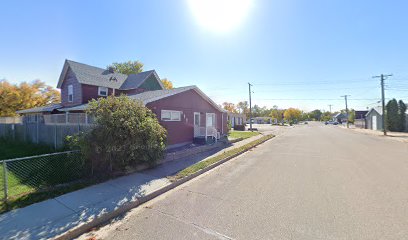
xmin=0 ymin=151 xmax=88 ymax=202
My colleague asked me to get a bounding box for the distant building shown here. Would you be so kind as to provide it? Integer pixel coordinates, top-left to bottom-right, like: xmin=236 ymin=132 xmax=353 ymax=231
xmin=227 ymin=112 xmax=246 ymax=128
xmin=253 ymin=117 xmax=272 ymax=124
xmin=354 ymin=110 xmax=368 ymax=129
xmin=365 ymin=107 xmax=383 ymax=131
xmin=332 ymin=112 xmax=347 ymax=123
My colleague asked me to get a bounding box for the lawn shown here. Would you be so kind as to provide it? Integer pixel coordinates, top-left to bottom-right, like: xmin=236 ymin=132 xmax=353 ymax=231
xmin=0 ymin=138 xmax=55 ymax=161
xmin=174 ymin=134 xmax=274 ymax=180
xmin=0 ymin=138 xmax=82 ymax=213
xmin=228 ymin=131 xmax=260 ymax=140
xmin=0 ymin=138 xmax=56 ymax=202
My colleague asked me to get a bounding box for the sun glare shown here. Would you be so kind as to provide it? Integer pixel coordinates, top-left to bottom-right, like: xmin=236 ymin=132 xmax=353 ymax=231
xmin=188 ymin=0 xmax=253 ymax=33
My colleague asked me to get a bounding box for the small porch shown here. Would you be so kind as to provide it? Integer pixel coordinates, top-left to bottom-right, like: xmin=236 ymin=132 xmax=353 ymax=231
xmin=193 ymin=112 xmax=220 ymax=145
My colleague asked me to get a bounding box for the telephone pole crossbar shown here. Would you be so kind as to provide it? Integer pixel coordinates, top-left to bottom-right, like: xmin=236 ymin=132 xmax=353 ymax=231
xmin=328 ymin=104 xmax=333 ymax=113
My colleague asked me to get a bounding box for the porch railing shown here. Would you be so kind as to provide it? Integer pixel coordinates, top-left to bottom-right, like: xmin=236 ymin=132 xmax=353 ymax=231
xmin=194 ymin=126 xmax=219 ymax=140
xmin=43 ymin=113 xmax=94 ymax=125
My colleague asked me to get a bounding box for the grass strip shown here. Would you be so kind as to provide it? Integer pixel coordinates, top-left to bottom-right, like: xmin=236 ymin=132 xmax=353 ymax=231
xmin=228 ymin=131 xmax=260 ymax=140
xmin=174 ymin=134 xmax=274 ymax=180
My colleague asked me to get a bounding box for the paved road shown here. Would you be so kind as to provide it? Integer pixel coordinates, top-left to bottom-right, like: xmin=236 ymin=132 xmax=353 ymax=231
xmin=85 ymin=123 xmax=408 ymax=240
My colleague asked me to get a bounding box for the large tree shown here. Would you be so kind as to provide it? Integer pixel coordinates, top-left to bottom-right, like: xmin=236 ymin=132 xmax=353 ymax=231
xmin=321 ymin=111 xmax=332 ymax=121
xmin=107 ymin=60 xmax=144 ymax=75
xmin=222 ymin=102 xmax=237 ymax=113
xmin=310 ymin=109 xmax=322 ymax=121
xmin=386 ymin=99 xmax=400 ymax=131
xmin=398 ymin=100 xmax=407 ymax=131
xmin=284 ymin=108 xmax=302 ymax=124
xmin=0 ymin=79 xmax=60 ymax=116
xmin=236 ymin=101 xmax=249 ymax=117
xmin=161 ymin=78 xmax=173 ymax=89
xmin=270 ymin=106 xmax=284 ymax=124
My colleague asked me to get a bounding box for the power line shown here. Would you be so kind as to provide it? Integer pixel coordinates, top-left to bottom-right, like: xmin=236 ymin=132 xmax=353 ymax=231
xmin=252 ymin=78 xmax=378 ymax=86
xmin=253 ymin=98 xmax=380 ymax=101
xmin=253 ymin=86 xmax=380 ymax=93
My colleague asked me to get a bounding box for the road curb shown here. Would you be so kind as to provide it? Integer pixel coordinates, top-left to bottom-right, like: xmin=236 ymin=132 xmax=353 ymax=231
xmin=53 ymin=135 xmax=274 ymax=240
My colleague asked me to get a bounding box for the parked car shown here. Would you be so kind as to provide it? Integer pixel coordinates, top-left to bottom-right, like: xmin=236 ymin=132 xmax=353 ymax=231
xmin=325 ymin=121 xmax=339 ymax=125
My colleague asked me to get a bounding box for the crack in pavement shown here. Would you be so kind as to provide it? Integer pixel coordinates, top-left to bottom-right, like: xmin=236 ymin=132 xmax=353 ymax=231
xmin=180 ymin=188 xmax=225 ymax=201
xmin=147 ymin=208 xmax=235 ymax=240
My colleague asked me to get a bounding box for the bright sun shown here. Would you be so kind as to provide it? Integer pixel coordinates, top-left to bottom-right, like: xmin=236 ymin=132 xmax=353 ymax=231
xmin=187 ymin=0 xmax=253 ymax=33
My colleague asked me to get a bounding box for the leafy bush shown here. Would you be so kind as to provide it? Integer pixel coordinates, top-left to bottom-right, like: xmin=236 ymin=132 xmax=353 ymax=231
xmin=227 ymin=120 xmax=232 ymax=131
xmin=67 ymin=95 xmax=167 ymax=175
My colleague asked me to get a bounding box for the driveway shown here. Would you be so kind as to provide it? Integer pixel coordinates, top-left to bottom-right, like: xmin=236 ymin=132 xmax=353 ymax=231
xmin=83 ymin=122 xmax=408 ymax=240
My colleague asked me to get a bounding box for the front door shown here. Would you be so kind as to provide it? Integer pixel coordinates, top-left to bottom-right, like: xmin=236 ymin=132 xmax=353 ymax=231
xmin=372 ymin=115 xmax=377 ymax=130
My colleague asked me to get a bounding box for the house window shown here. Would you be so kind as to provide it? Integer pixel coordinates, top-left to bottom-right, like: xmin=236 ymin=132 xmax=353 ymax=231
xmin=161 ymin=110 xmax=182 ymax=121
xmin=98 ymin=87 xmax=108 ymax=96
xmin=68 ymin=85 xmax=73 ymax=102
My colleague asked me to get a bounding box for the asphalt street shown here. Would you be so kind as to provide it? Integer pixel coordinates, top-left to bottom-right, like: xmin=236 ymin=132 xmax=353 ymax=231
xmin=84 ymin=123 xmax=408 ymax=240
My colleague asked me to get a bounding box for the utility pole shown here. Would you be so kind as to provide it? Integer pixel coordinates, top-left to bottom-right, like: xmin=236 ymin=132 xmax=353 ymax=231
xmin=341 ymin=95 xmax=350 ymax=128
xmin=248 ymin=83 xmax=253 ymax=131
xmin=328 ymin=104 xmax=333 ymax=113
xmin=373 ymin=74 xmax=392 ymax=136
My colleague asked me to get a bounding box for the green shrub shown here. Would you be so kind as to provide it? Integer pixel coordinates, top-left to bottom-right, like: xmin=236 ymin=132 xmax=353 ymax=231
xmin=67 ymin=95 xmax=167 ymax=175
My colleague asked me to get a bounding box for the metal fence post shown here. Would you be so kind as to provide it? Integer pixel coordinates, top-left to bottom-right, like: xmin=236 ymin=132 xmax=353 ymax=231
xmin=3 ymin=161 xmax=8 ymax=202
xmin=36 ymin=117 xmax=39 ymax=144
xmin=12 ymin=124 xmax=15 ymax=141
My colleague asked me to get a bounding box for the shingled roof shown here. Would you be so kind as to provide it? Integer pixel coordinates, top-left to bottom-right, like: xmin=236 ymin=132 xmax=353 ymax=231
xmin=57 ymin=60 xmax=163 ymax=90
xmin=16 ymin=103 xmax=63 ymax=114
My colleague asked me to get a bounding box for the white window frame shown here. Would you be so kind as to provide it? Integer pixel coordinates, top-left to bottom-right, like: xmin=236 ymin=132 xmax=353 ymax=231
xmin=98 ymin=86 xmax=108 ymax=96
xmin=161 ymin=110 xmax=182 ymax=121
xmin=68 ymin=85 xmax=73 ymax=102
xmin=194 ymin=112 xmax=200 ymax=126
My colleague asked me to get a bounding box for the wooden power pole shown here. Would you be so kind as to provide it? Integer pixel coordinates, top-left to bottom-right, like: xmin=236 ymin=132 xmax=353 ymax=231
xmin=373 ymin=74 xmax=392 ymax=135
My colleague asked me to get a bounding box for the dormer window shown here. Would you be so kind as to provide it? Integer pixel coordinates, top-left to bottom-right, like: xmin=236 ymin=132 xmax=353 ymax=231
xmin=68 ymin=85 xmax=73 ymax=102
xmin=98 ymin=87 xmax=108 ymax=96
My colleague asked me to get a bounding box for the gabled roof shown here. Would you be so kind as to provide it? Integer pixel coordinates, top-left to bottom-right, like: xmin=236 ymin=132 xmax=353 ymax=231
xmin=129 ymin=86 xmax=226 ymax=112
xmin=333 ymin=112 xmax=346 ymax=118
xmin=57 ymin=60 xmax=163 ymax=90
xmin=366 ymin=107 xmax=383 ymax=116
xmin=59 ymin=86 xmax=226 ymax=113
xmin=119 ymin=70 xmax=164 ymax=90
xmin=16 ymin=104 xmax=63 ymax=114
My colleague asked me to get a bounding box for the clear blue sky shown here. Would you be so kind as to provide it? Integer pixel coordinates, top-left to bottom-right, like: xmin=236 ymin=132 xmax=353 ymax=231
xmin=1 ymin=0 xmax=408 ymax=112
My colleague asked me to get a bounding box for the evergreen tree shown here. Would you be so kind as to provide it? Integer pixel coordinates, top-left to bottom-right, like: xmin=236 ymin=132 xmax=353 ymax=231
xmin=386 ymin=99 xmax=399 ymax=131
xmin=399 ymin=100 xmax=407 ymax=131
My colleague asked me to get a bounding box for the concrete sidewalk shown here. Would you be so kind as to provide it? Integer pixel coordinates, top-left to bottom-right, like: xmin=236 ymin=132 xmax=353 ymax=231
xmin=342 ymin=126 xmax=408 ymax=143
xmin=0 ymin=134 xmax=267 ymax=240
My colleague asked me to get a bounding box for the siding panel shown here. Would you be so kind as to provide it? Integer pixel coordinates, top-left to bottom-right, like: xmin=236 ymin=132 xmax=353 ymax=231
xmin=147 ymin=89 xmax=226 ymax=146
xmin=60 ymin=69 xmax=82 ymax=107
